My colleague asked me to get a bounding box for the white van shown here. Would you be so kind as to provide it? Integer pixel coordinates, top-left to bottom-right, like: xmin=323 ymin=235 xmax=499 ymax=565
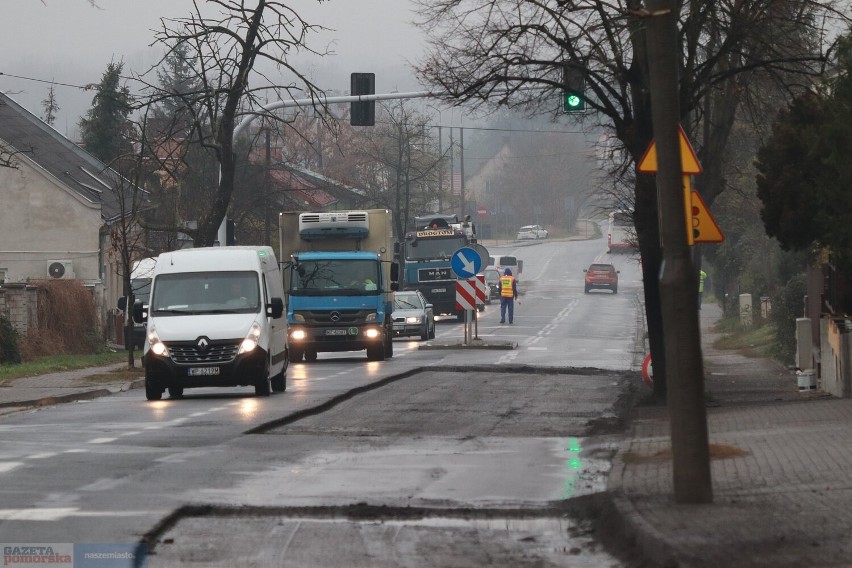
xmin=488 ymin=255 xmax=523 ymax=282
xmin=133 ymin=246 xmax=288 ymax=400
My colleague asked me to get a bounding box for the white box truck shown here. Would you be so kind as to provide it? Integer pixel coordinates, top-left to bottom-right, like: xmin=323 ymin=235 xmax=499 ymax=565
xmin=133 ymin=246 xmax=288 ymax=400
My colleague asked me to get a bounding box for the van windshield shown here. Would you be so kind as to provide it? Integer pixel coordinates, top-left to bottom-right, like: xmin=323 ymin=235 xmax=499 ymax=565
xmin=151 ymin=271 xmax=260 ymax=315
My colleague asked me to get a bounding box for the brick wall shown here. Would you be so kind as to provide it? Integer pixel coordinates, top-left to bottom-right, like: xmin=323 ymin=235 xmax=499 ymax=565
xmin=0 ymin=283 xmax=39 ymax=335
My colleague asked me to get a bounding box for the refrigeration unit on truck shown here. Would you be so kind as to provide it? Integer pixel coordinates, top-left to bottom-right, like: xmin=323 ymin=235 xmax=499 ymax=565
xmin=400 ymin=214 xmax=477 ymax=320
xmin=132 ymin=246 xmax=288 ymax=400
xmin=279 ymin=209 xmax=398 ymax=363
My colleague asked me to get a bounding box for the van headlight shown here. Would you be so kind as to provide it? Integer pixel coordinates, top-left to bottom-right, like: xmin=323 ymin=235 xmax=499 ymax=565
xmin=148 ymin=327 xmax=168 ymax=357
xmin=239 ymin=322 xmax=262 ymax=354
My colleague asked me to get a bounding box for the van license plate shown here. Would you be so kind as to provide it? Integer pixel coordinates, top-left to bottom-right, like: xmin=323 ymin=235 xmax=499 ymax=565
xmin=188 ymin=367 xmax=219 ymax=376
xmin=325 ymin=329 xmax=347 ymax=336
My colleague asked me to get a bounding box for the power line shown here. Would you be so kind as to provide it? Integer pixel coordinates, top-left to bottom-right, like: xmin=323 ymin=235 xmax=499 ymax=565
xmin=0 ymin=71 xmax=98 ymax=91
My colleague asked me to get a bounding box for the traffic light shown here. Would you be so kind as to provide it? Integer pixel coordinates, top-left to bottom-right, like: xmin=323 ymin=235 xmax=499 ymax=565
xmin=562 ymin=63 xmax=585 ymax=112
xmin=350 ymin=72 xmax=375 ymax=126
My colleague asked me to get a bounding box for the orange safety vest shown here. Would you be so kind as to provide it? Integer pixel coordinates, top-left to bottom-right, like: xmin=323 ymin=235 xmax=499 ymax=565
xmin=500 ymin=275 xmax=515 ymax=298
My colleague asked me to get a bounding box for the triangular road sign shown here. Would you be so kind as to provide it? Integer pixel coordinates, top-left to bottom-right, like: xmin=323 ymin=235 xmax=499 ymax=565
xmin=691 ymin=191 xmax=724 ymax=243
xmin=637 ymin=126 xmax=702 ymax=174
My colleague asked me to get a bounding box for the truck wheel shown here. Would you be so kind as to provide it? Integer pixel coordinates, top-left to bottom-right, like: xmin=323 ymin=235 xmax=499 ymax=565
xmin=168 ymin=386 xmax=184 ymax=399
xmin=271 ymin=370 xmax=286 ymax=392
xmin=304 ymin=350 xmax=318 ymax=363
xmin=145 ymin=378 xmax=162 ymax=401
xmin=289 ymin=348 xmax=303 ymax=363
xmin=366 ymin=344 xmax=385 ymax=361
xmin=385 ymin=333 xmax=394 ymax=358
xmin=255 ymin=377 xmax=271 ymax=397
xmin=455 ymin=311 xmax=465 ymax=322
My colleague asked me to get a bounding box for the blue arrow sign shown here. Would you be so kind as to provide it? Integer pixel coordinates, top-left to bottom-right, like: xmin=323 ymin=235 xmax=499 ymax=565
xmin=450 ymin=247 xmax=483 ymax=279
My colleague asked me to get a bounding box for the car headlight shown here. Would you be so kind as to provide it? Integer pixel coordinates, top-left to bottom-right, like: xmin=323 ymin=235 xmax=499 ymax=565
xmin=366 ymin=312 xmax=377 ymax=322
xmin=238 ymin=321 xmax=262 ymax=354
xmin=148 ymin=326 xmax=168 ymax=357
xmin=405 ymin=316 xmax=422 ymax=324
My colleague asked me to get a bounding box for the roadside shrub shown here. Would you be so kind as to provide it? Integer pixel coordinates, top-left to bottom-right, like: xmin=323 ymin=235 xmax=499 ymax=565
xmin=0 ymin=315 xmax=22 ymax=364
xmin=21 ymin=280 xmax=104 ymax=360
xmin=769 ymin=273 xmax=807 ymax=365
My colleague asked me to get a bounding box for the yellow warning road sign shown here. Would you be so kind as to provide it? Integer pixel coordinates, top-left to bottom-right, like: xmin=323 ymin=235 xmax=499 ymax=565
xmin=637 ymin=126 xmax=702 ymax=174
xmin=690 ymin=190 xmax=724 ymax=243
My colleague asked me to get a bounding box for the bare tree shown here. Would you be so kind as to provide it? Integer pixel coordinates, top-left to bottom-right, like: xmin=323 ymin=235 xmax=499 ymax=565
xmin=142 ymin=0 xmax=331 ymax=246
xmin=413 ymin=0 xmax=852 ymax=398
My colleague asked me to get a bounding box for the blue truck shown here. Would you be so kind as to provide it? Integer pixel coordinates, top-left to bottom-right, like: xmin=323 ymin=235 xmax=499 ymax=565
xmin=279 ymin=209 xmax=398 ymax=362
xmin=400 ymin=214 xmax=477 ymax=320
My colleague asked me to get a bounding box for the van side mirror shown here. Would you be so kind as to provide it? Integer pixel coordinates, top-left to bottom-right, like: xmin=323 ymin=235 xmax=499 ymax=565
xmin=117 ymin=296 xmax=128 ymax=312
xmin=132 ymin=301 xmax=147 ymax=324
xmin=267 ymin=297 xmax=284 ymax=319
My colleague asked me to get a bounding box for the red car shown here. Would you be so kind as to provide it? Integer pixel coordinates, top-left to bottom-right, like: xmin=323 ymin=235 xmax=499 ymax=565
xmin=584 ymin=263 xmax=619 ymax=294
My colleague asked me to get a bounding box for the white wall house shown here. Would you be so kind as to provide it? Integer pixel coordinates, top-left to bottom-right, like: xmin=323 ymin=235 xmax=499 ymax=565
xmin=0 ymin=92 xmax=146 ymax=336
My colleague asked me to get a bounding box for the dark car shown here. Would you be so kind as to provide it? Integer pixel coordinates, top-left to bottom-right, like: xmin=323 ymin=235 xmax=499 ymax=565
xmin=584 ymin=263 xmax=619 ymax=294
xmin=392 ymin=290 xmax=436 ymax=340
xmin=479 ymin=267 xmax=501 ymax=304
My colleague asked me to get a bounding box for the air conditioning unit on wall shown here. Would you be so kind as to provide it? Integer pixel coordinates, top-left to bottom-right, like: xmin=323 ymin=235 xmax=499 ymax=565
xmin=46 ymin=260 xmax=75 ymax=280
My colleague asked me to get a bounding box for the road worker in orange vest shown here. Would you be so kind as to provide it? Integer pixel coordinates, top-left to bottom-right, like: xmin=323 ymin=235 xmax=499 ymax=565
xmin=499 ymin=268 xmax=518 ymax=324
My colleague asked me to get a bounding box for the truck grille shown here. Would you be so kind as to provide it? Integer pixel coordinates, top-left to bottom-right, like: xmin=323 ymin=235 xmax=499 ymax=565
xmin=167 ymin=341 xmax=240 ymax=364
xmin=296 ymin=309 xmax=372 ymax=325
xmin=417 ymin=267 xmax=453 ymax=281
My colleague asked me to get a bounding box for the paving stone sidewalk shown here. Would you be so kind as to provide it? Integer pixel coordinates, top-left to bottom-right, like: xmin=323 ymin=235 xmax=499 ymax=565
xmin=0 ymin=361 xmax=142 ymax=410
xmin=610 ymin=301 xmax=852 ymax=568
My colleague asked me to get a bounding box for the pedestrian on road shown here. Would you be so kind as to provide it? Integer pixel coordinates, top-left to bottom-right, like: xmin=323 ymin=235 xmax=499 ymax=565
xmin=499 ymin=268 xmax=518 ymax=324
xmin=698 ymin=269 xmax=708 ymax=309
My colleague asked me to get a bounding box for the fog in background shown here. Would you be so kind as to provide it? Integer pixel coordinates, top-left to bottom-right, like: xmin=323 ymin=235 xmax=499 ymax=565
xmin=0 ymin=0 xmax=432 ymax=139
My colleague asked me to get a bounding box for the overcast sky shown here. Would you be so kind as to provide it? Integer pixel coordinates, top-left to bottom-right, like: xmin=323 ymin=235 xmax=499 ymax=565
xmin=0 ymin=0 xmax=433 ymax=138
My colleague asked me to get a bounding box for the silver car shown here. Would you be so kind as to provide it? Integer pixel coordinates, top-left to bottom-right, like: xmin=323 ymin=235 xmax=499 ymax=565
xmin=392 ymin=290 xmax=436 ymax=340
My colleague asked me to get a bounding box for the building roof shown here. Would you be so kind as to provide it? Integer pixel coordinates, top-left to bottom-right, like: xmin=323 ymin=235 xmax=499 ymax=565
xmin=0 ymin=91 xmax=146 ymax=222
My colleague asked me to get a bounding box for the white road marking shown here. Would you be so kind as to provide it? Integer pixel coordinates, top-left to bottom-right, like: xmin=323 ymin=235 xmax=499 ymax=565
xmin=0 ymin=462 xmax=23 ymax=473
xmin=87 ymin=437 xmax=117 ymax=444
xmin=0 ymin=508 xmax=153 ymax=521
xmin=27 ymin=453 xmax=58 ymax=459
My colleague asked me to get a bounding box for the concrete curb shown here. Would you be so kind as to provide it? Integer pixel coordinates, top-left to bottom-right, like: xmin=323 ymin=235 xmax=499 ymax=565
xmin=418 ymin=339 xmax=518 ymax=350
xmin=0 ymin=376 xmax=146 ymax=409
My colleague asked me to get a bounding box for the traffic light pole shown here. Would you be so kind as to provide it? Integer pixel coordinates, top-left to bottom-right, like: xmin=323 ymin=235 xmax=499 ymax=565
xmin=217 ymin=90 xmax=434 ymax=245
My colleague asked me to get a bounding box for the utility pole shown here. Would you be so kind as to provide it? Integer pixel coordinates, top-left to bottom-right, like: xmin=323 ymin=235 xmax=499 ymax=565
xmin=645 ymin=0 xmax=712 ymax=503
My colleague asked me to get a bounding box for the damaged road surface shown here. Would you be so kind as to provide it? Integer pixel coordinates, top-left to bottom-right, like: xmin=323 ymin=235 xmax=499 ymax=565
xmin=147 ymin=368 xmax=636 ymax=566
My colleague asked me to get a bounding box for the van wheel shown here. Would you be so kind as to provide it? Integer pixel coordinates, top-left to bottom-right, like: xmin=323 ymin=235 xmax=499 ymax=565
xmin=289 ymin=348 xmax=303 ymax=363
xmin=271 ymin=370 xmax=286 ymax=392
xmin=145 ymin=379 xmax=162 ymax=401
xmin=168 ymin=386 xmax=184 ymax=399
xmin=304 ymin=350 xmax=318 ymax=363
xmin=255 ymin=377 xmax=271 ymax=397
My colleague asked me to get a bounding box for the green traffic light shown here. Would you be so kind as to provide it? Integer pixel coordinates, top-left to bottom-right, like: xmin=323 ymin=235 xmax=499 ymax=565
xmin=563 ymin=92 xmax=584 ymax=112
